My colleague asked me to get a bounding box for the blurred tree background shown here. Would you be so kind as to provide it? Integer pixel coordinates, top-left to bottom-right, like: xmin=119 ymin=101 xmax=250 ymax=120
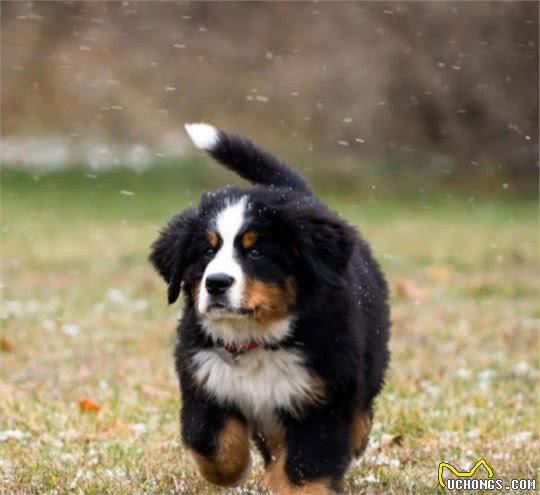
xmin=1 ymin=1 xmax=538 ymax=196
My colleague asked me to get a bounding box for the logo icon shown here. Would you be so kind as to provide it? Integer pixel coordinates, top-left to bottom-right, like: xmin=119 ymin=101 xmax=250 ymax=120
xmin=438 ymin=458 xmax=494 ymax=488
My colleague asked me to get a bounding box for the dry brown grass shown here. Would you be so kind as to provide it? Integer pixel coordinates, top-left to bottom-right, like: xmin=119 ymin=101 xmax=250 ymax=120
xmin=1 ymin=170 xmax=538 ymax=494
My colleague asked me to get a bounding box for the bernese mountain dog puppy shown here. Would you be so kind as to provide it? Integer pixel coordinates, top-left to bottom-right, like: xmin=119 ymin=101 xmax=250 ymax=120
xmin=150 ymin=123 xmax=390 ymax=495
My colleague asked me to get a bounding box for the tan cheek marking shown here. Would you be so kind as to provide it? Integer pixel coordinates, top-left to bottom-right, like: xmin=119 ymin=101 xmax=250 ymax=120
xmin=241 ymin=231 xmax=257 ymax=249
xmin=207 ymin=231 xmax=218 ymax=249
xmin=188 ymin=417 xmax=250 ymax=487
xmin=243 ymin=277 xmax=296 ymax=324
xmin=350 ymin=411 xmax=372 ymax=458
xmin=264 ymin=448 xmax=332 ymax=495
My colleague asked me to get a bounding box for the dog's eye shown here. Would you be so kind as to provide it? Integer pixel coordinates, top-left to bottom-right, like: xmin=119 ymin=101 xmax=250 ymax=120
xmin=247 ymin=248 xmax=262 ymax=260
xmin=204 ymin=247 xmax=215 ymax=257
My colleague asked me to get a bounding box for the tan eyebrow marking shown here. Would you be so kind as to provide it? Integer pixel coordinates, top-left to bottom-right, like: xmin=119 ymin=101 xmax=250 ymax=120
xmin=241 ymin=231 xmax=257 ymax=249
xmin=207 ymin=231 xmax=219 ymax=249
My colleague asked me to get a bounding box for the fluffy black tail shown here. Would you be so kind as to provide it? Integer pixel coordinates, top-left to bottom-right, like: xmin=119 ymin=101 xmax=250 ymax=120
xmin=184 ymin=123 xmax=312 ymax=194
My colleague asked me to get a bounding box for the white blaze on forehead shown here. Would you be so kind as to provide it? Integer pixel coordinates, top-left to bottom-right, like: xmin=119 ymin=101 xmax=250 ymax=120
xmin=197 ymin=196 xmax=248 ymax=314
xmin=215 ymin=196 xmax=248 ymax=243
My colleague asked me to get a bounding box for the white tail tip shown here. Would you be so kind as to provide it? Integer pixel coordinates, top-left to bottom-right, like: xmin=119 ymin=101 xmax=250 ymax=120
xmin=184 ymin=123 xmax=219 ymax=151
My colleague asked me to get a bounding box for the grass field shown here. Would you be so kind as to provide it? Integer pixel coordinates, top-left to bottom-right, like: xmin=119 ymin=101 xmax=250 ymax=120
xmin=1 ymin=166 xmax=538 ymax=494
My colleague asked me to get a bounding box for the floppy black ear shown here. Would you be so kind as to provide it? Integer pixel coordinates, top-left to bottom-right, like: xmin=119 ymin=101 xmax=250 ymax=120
xmin=149 ymin=208 xmax=198 ymax=304
xmin=278 ymin=201 xmax=356 ymax=287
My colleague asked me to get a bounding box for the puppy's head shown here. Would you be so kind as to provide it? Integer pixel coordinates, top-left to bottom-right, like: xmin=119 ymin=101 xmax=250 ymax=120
xmin=150 ymin=188 xmax=354 ymax=330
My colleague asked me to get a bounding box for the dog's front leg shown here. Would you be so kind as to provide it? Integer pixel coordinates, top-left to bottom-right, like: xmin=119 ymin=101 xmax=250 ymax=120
xmin=181 ymin=396 xmax=251 ymax=487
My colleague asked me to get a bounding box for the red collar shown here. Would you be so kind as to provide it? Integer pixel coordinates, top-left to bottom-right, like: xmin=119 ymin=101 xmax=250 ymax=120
xmin=223 ymin=340 xmax=261 ymax=354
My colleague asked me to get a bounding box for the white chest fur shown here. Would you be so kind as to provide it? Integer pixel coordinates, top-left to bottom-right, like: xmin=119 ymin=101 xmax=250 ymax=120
xmin=191 ymin=347 xmax=315 ymax=431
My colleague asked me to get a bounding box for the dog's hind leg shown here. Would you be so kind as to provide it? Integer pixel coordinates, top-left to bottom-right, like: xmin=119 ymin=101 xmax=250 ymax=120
xmin=350 ymin=409 xmax=372 ymax=458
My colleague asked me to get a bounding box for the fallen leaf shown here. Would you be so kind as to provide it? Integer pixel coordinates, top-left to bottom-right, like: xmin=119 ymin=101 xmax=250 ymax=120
xmin=395 ymin=279 xmax=425 ymax=301
xmin=79 ymin=397 xmax=101 ymax=412
xmin=379 ymin=434 xmax=403 ymax=449
xmin=0 ymin=336 xmax=14 ymax=352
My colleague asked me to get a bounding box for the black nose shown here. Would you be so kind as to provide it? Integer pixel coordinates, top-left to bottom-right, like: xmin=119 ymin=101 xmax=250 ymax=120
xmin=205 ymin=273 xmax=235 ymax=295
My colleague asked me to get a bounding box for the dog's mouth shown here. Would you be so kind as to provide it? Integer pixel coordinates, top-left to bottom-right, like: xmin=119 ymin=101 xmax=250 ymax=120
xmin=205 ymin=302 xmax=255 ymax=319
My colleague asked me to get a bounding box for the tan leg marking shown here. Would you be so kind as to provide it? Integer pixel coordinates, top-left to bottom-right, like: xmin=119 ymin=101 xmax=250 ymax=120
xmin=266 ymin=431 xmax=286 ymax=461
xmin=259 ymin=428 xmax=286 ymax=466
xmin=264 ymin=446 xmax=332 ymax=495
xmin=351 ymin=411 xmax=371 ymax=457
xmin=189 ymin=417 xmax=250 ymax=487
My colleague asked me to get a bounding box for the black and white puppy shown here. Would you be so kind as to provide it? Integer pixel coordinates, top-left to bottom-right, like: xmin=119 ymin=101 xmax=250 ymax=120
xmin=150 ymin=123 xmax=390 ymax=495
